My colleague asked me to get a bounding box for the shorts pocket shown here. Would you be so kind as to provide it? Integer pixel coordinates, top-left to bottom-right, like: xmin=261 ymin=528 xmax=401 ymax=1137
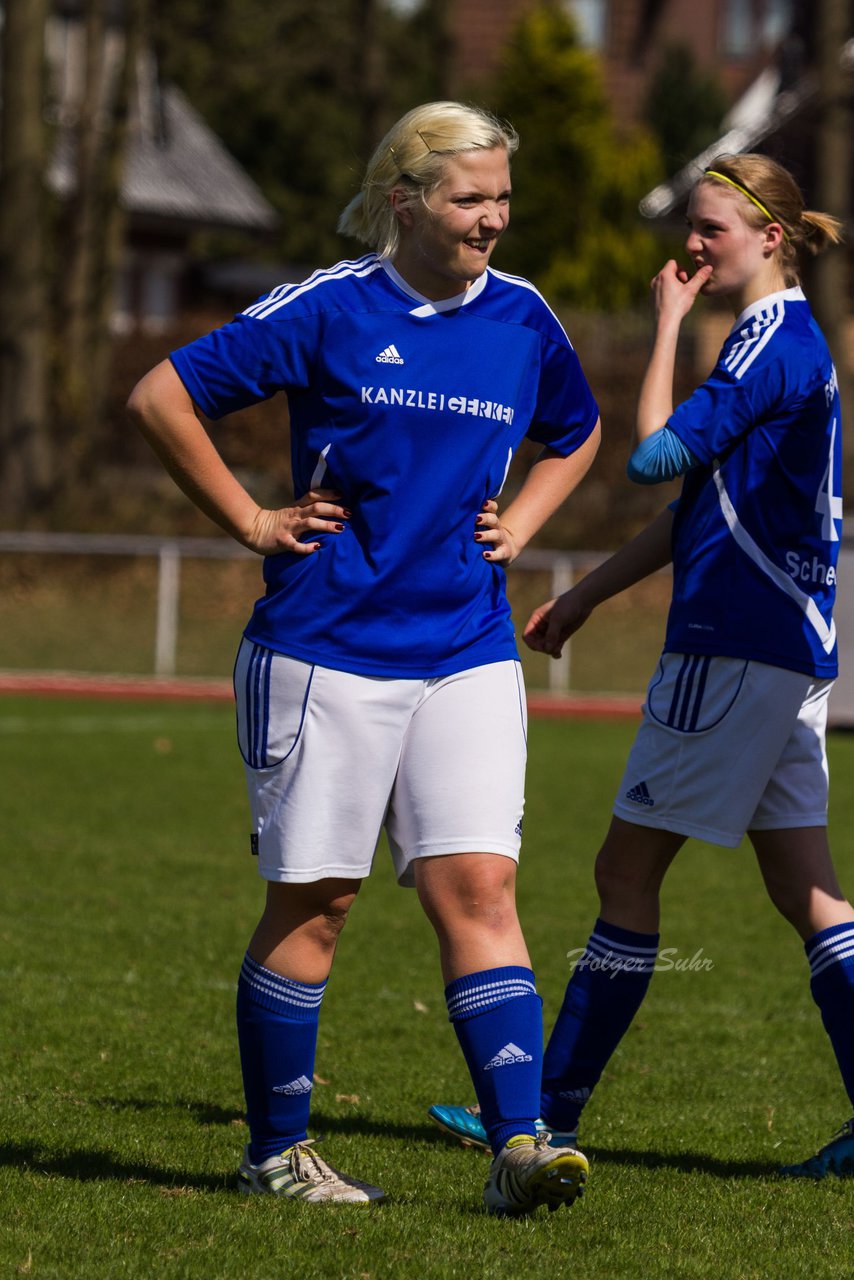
xmin=234 ymin=640 xmax=314 ymax=769
xmin=646 ymin=653 xmax=748 ymax=733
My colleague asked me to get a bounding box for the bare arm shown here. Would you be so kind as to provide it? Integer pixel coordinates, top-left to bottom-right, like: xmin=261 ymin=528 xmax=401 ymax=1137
xmin=127 ymin=360 xmax=348 ymax=555
xmin=635 ymin=260 xmax=712 ymax=445
xmin=523 ymin=506 xmax=674 ymax=658
xmin=475 ymin=421 xmax=602 ymax=563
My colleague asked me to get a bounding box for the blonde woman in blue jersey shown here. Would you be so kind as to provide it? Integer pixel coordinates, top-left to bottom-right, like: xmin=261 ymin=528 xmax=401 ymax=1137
xmin=431 ymin=154 xmax=854 ymax=1179
xmin=128 ymin=101 xmax=599 ymax=1214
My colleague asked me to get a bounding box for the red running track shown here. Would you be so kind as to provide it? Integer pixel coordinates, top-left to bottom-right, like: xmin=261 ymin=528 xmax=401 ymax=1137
xmin=0 ymin=671 xmax=642 ymax=720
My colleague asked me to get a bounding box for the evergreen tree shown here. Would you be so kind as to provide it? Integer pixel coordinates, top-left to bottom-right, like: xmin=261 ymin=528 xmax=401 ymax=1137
xmin=485 ymin=3 xmax=664 ymax=310
xmin=155 ymin=0 xmax=447 ymax=267
xmin=643 ymin=44 xmax=727 ymax=175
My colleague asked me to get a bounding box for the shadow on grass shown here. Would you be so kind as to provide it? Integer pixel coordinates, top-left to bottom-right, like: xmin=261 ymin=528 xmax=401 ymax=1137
xmin=309 ymin=1109 xmax=448 ymax=1144
xmin=0 ymin=1140 xmax=231 ymax=1193
xmin=0 ymin=1101 xmax=445 ymax=1193
xmin=310 ymin=1116 xmax=785 ymax=1177
xmin=582 ymin=1144 xmax=782 ymax=1178
xmin=95 ymin=1096 xmax=244 ymax=1126
xmin=2 ymin=1115 xmax=783 ymax=1190
xmin=93 ymin=1096 xmax=446 ymax=1144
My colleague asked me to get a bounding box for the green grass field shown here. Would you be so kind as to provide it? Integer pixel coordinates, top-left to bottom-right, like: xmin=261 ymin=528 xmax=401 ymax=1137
xmin=2 ymin=696 xmax=853 ymax=1279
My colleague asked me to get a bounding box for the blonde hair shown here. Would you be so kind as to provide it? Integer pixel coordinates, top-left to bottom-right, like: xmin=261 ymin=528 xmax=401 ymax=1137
xmin=338 ymin=101 xmax=519 ymax=259
xmin=700 ymin=154 xmax=844 ymax=286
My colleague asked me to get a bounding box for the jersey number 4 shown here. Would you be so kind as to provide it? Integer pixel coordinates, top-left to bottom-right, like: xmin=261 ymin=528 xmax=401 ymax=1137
xmin=816 ymin=417 xmax=842 ymax=543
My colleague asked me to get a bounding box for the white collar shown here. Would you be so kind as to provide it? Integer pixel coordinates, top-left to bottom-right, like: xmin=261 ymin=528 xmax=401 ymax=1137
xmin=380 ymin=259 xmax=489 ymax=314
xmin=732 ymin=285 xmax=805 ymax=331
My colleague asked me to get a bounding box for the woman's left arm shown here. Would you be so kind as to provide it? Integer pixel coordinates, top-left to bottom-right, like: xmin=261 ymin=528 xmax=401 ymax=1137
xmin=636 ymin=260 xmax=712 ymax=444
xmin=475 ymin=420 xmax=601 ymax=563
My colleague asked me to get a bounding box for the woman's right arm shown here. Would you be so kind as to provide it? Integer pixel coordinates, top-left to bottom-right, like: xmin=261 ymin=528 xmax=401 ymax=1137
xmin=127 ymin=360 xmax=348 ymax=556
xmin=523 ymin=507 xmax=674 ymax=658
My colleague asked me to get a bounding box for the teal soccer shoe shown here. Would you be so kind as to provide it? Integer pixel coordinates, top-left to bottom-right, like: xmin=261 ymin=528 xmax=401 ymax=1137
xmin=780 ymin=1119 xmax=854 ymax=1179
xmin=428 ymin=1103 xmax=577 ymax=1152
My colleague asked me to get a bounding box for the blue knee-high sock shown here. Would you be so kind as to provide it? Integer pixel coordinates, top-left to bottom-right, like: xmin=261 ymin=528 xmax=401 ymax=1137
xmin=541 ymin=918 xmax=659 ymax=1133
xmin=805 ymin=922 xmax=854 ymax=1110
xmin=236 ymin=953 xmax=327 ymax=1165
xmin=445 ymin=966 xmax=542 ymax=1156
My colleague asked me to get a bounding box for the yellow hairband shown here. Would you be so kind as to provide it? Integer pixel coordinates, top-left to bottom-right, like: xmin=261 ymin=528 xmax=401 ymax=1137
xmin=704 ymin=170 xmax=790 ymax=240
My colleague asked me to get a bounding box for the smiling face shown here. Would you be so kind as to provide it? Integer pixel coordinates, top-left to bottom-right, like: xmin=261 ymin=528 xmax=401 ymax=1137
xmin=685 ymin=181 xmax=786 ymax=311
xmin=390 ymin=147 xmax=511 ymax=301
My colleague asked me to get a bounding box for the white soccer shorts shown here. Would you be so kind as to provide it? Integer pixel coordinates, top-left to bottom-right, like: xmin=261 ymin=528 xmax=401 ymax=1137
xmin=612 ymin=653 xmax=832 ymax=846
xmin=234 ymin=639 xmax=527 ymax=885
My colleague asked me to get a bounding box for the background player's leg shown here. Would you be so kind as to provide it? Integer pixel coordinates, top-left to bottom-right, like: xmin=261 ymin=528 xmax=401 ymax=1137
xmin=750 ymin=826 xmax=853 ymax=938
xmin=752 ymin=828 xmax=854 ymax=1117
xmin=540 ymin=818 xmax=683 ymax=1133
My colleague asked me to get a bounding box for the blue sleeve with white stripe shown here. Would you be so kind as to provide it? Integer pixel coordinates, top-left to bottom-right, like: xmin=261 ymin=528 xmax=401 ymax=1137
xmin=667 ymin=353 xmax=786 ymax=466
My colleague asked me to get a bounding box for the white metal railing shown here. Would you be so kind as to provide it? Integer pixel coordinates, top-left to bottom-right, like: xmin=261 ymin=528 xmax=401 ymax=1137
xmin=0 ymin=530 xmax=609 ymax=690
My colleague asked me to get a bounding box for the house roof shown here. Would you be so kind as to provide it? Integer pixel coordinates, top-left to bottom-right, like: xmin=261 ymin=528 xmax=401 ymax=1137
xmin=122 ymin=86 xmax=278 ymax=231
xmin=48 ymin=81 xmax=278 ymax=233
xmin=639 ymin=67 xmax=815 ymax=219
xmin=45 ymin=9 xmax=278 ymax=235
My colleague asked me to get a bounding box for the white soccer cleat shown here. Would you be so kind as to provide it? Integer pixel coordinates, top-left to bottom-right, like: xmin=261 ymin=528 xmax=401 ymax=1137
xmin=237 ymin=1139 xmax=386 ymax=1203
xmin=482 ymin=1133 xmax=588 ymax=1216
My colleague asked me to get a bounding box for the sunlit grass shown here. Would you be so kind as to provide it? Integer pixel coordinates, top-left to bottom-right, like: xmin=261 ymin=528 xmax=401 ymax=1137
xmin=2 ymin=698 xmax=852 ymax=1279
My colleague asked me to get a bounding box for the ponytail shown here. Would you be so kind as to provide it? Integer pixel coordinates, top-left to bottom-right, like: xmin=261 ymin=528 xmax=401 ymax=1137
xmin=799 ymin=208 xmax=845 ymax=256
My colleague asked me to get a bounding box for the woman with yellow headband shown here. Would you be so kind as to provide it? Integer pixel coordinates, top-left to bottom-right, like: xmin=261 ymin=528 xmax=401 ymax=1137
xmin=433 ymin=153 xmax=854 ymax=1182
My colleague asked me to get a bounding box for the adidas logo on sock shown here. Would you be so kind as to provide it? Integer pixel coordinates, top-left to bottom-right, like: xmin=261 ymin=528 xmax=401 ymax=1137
xmin=483 ymin=1042 xmax=533 ymax=1071
xmin=376 ymin=343 xmax=404 ymax=364
xmin=557 ymin=1086 xmax=591 ymax=1102
xmin=625 ymin=780 xmax=654 ymax=807
xmin=272 ymin=1074 xmax=313 ymax=1096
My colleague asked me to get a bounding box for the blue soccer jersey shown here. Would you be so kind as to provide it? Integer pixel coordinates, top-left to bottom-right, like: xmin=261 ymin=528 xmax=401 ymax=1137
xmin=665 ymin=286 xmax=842 ymax=677
xmin=170 ymin=254 xmax=599 ymax=677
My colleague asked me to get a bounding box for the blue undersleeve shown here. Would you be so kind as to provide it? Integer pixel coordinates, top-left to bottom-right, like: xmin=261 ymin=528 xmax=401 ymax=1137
xmin=627 ymin=426 xmax=698 ymax=484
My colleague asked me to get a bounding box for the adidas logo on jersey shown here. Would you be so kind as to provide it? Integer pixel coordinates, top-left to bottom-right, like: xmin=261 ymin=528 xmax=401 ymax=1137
xmin=626 ymin=780 xmax=655 ymax=807
xmin=375 ymin=343 xmax=404 ymax=364
xmin=483 ymin=1042 xmax=533 ymax=1071
xmin=272 ymin=1074 xmax=313 ymax=1096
